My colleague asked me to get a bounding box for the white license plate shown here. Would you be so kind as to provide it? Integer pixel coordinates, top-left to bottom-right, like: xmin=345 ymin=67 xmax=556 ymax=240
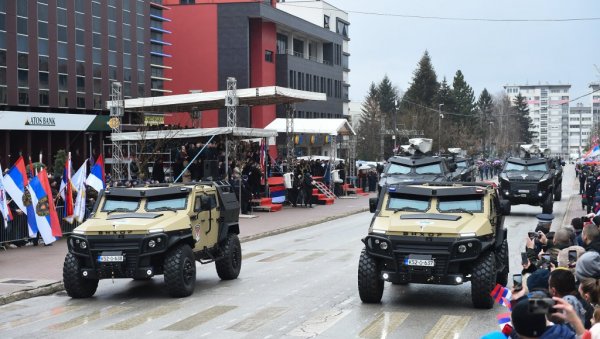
xmin=518 ymin=189 xmax=529 ymax=193
xmin=404 ymin=258 xmax=435 ymax=267
xmin=520 ymin=194 xmax=528 ymax=197
xmin=98 ymin=255 xmax=124 ymax=263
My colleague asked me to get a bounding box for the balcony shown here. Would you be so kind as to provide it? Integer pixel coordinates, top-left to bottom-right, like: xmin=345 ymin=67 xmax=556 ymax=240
xmin=277 ymin=49 xmax=333 ymax=66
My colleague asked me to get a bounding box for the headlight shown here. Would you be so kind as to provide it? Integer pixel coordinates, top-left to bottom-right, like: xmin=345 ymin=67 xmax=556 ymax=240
xmin=380 ymin=242 xmax=388 ymax=250
xmin=458 ymin=244 xmax=467 ymax=253
xmin=79 ymin=240 xmax=87 ymax=249
xmin=148 ymin=240 xmax=156 ymax=248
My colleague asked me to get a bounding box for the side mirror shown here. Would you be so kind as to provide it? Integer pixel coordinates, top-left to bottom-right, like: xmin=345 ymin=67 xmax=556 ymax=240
xmin=369 ymin=198 xmax=378 ymax=213
xmin=499 ymin=200 xmax=511 ymax=216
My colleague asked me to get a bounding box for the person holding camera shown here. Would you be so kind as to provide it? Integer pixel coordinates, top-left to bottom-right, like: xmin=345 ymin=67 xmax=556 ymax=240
xmin=549 ymin=269 xmax=589 ymax=328
xmin=510 ymin=296 xmax=586 ymax=339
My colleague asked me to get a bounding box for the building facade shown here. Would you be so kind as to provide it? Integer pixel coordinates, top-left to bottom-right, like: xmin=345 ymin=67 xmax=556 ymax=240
xmin=161 ymin=0 xmax=348 ymax=131
xmin=504 ymin=83 xmax=570 ymax=157
xmin=568 ymin=103 xmax=592 ymax=159
xmin=0 ymin=0 xmax=169 ymax=168
xmin=591 ymin=82 xmax=600 ymax=133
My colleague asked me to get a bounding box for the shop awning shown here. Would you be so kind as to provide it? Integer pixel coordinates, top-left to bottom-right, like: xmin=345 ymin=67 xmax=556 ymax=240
xmin=111 ymin=127 xmax=278 ymax=142
xmin=263 ymin=118 xmax=356 ymax=136
xmin=0 ymin=111 xmax=108 ymax=131
xmin=106 ymin=86 xmax=326 ymax=113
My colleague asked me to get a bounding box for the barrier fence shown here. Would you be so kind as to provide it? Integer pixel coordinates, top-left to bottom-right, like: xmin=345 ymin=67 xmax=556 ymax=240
xmin=0 ymin=206 xmax=88 ymax=245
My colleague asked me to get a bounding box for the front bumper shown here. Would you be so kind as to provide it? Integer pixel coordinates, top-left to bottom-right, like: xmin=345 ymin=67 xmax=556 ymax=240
xmin=67 ymin=233 xmax=170 ymax=280
xmin=499 ymin=181 xmax=551 ymax=204
xmin=363 ymin=234 xmax=494 ymax=285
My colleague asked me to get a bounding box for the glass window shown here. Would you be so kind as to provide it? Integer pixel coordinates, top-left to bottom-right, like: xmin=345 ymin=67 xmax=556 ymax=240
xmin=76 ymin=29 xmax=84 ymax=45
xmin=123 ymin=12 xmax=130 ymax=25
xmin=109 ymin=66 xmax=117 ymax=79
xmin=93 ymin=33 xmax=101 ymax=48
xmin=123 ymin=25 xmax=130 ymax=39
xmin=93 ymin=94 xmax=102 ymax=109
xmin=76 ymin=46 xmax=85 ymax=61
xmin=17 ymin=35 xmax=28 ymax=52
xmin=108 ymin=21 xmax=116 ymax=36
xmin=76 ymin=62 xmax=85 ymax=76
xmin=38 ymin=39 xmax=48 ymax=56
xmin=75 ymin=13 xmax=85 ymax=29
xmin=57 ymin=8 xmax=67 ymax=25
xmin=123 ymin=82 xmax=131 ymax=97
xmin=17 ymin=53 xmax=28 ymax=69
xmin=76 ymin=76 xmax=85 ymax=92
xmin=39 ymin=90 xmax=49 ymax=106
xmin=93 ymin=64 xmax=101 ymax=78
xmin=39 ymin=72 xmax=49 ymax=89
xmin=138 ymin=42 xmax=144 ymax=54
xmin=387 ymin=193 xmax=430 ymax=212
xmin=0 ymin=14 xmax=5 ymax=32
xmin=137 ymin=56 xmax=144 ymax=69
xmin=124 ymin=55 xmax=131 ymax=68
xmin=415 ymin=164 xmax=442 ymax=175
xmin=124 ymin=68 xmax=131 ymax=81
xmin=93 ymin=77 xmax=102 ymax=93
xmin=17 ymin=17 xmax=27 ymax=35
xmin=123 ymin=39 xmax=131 ymax=53
xmin=137 ymin=27 xmax=144 ymax=43
xmin=18 ymin=89 xmax=28 ymax=105
xmin=0 ymin=68 xmax=5 ymax=84
xmin=0 ymin=86 xmax=6 ymax=104
xmin=57 ymin=58 xmax=67 ymax=73
xmin=57 ymin=25 xmax=67 ymax=42
xmin=38 ymin=21 xmax=48 ymax=38
xmin=138 ymin=70 xmax=144 ymax=81
xmin=58 ymin=74 xmax=68 ymax=90
xmin=324 ymin=15 xmax=330 ymax=29
xmin=0 ymin=0 xmax=5 ymax=12
xmin=137 ymin=83 xmax=144 ymax=96
xmin=58 ymin=91 xmax=68 ymax=107
xmin=438 ymin=196 xmax=483 ymax=213
xmin=109 ymin=51 xmax=117 ymax=65
xmin=503 ymin=162 xmax=525 ymax=171
xmin=92 ymin=2 xmax=101 ymax=16
xmin=57 ymin=0 xmax=67 ymax=8
xmin=38 ymin=4 xmax=48 ymax=22
xmin=102 ymin=197 xmax=140 ymax=212
xmin=93 ymin=17 xmax=101 ymax=32
xmin=57 ymin=42 xmax=68 ymax=58
xmin=527 ymin=163 xmax=548 ymax=171
xmin=75 ymin=0 xmax=86 ymax=12
xmin=147 ymin=196 xmax=188 ymax=211
xmin=93 ymin=48 xmax=101 ymax=63
xmin=265 ymin=50 xmax=273 ymax=63
xmin=109 ymin=36 xmax=116 ymax=51
xmin=108 ymin=6 xmax=116 ymax=20
xmin=17 ymin=1 xmax=27 ymax=16
xmin=76 ymin=94 xmax=85 ymax=108
xmin=123 ymin=0 xmax=130 ymax=11
xmin=385 ymin=163 xmax=411 ymax=175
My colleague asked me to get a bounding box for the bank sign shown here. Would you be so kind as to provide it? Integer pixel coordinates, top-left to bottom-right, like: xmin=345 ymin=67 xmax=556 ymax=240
xmin=0 ymin=111 xmax=96 ymax=131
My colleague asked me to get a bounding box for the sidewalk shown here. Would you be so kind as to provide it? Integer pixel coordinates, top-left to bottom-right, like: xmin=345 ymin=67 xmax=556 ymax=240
xmin=0 ymin=192 xmax=375 ymax=305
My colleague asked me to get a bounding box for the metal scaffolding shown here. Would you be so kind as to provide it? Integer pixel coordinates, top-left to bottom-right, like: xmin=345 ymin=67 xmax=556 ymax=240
xmin=225 ymin=77 xmax=238 ymax=178
xmin=109 ymin=82 xmax=125 ymax=181
xmin=285 ymin=103 xmax=295 ymax=172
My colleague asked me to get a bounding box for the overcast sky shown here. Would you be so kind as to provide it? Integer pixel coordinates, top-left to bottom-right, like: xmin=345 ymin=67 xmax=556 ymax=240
xmin=324 ymin=0 xmax=600 ymax=105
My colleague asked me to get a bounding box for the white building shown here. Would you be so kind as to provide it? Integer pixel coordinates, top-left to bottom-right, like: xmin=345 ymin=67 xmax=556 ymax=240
xmin=591 ymin=82 xmax=600 ymax=133
xmin=568 ymin=103 xmax=593 ymax=159
xmin=504 ymin=84 xmax=571 ymax=157
xmin=277 ymin=0 xmax=351 ymax=118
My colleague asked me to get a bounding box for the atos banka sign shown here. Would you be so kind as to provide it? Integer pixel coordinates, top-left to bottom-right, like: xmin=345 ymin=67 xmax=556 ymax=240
xmin=25 ymin=116 xmax=56 ymax=127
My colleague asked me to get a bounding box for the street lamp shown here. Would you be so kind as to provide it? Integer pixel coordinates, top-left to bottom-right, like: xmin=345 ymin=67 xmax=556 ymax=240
xmin=488 ymin=121 xmax=494 ymax=156
xmin=438 ymin=104 xmax=444 ymax=155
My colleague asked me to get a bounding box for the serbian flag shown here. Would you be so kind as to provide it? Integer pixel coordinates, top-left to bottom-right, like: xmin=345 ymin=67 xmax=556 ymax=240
xmin=491 ymin=284 xmax=512 ymax=308
xmin=496 ymin=312 xmax=511 ymax=328
xmin=584 ymin=144 xmax=600 ymax=158
xmin=60 ymin=153 xmax=74 ymax=219
xmin=3 ymin=156 xmax=29 ymax=214
xmin=0 ymin=164 xmax=13 ymax=228
xmin=39 ymin=169 xmax=61 ymax=237
xmin=66 ymin=160 xmax=87 ymax=224
xmin=85 ymin=154 xmax=105 ymax=192
xmin=26 ymin=173 xmax=58 ymax=244
xmin=259 ymin=139 xmax=267 ymax=185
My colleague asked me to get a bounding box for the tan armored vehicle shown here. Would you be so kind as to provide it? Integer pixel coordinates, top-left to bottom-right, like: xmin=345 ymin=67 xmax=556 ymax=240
xmin=359 ymin=182 xmax=510 ymax=308
xmin=63 ymin=182 xmax=241 ymax=298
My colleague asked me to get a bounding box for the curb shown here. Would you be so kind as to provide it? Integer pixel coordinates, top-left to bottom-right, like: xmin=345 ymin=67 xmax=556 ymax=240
xmin=0 ymin=281 xmax=64 ymax=306
xmin=0 ymin=208 xmax=369 ymax=305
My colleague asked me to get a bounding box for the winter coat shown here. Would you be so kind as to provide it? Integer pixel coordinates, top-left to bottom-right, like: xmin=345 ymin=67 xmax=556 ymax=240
xmin=539 ymin=324 xmax=576 ymax=339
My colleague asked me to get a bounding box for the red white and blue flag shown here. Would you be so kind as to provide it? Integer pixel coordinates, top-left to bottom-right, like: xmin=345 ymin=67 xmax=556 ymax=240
xmin=259 ymin=139 xmax=267 ymax=185
xmin=496 ymin=311 xmax=511 ymax=328
xmin=85 ymin=154 xmax=105 ymax=192
xmin=38 ymin=168 xmax=61 ymax=237
xmin=26 ymin=171 xmax=59 ymax=244
xmin=3 ymin=156 xmax=29 ymax=214
xmin=491 ymin=284 xmax=512 ymax=309
xmin=0 ymin=164 xmax=13 ymax=228
xmin=60 ymin=153 xmax=74 ymax=219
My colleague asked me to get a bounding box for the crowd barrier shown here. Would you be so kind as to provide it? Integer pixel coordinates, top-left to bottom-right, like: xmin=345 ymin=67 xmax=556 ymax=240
xmin=0 ymin=206 xmax=89 ymax=245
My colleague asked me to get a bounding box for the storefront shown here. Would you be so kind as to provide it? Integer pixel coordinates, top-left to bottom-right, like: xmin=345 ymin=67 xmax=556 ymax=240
xmin=0 ymin=111 xmax=110 ymax=170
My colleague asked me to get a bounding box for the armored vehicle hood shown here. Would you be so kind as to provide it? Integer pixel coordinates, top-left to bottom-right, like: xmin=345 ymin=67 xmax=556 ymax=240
xmin=373 ymin=212 xmax=484 ymax=236
xmin=75 ymin=212 xmax=191 ymax=234
xmin=503 ymin=171 xmax=547 ymax=181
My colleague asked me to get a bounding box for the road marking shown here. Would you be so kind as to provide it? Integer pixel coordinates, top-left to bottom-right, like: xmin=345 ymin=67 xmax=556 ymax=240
xmin=242 ymin=251 xmax=264 ymax=260
xmin=288 ymin=309 xmax=352 ymax=337
xmin=258 ymin=252 xmax=295 ymax=262
xmin=228 ymin=307 xmax=288 ymax=332
xmin=293 ymin=252 xmax=326 ymax=262
xmin=105 ymin=304 xmax=181 ymax=330
xmin=161 ymin=305 xmax=236 ymax=331
xmin=359 ymin=312 xmax=409 ymax=339
xmin=424 ymin=315 xmax=471 ymax=339
xmin=49 ymin=305 xmax=129 ymax=330
xmin=0 ymin=305 xmax=82 ymax=330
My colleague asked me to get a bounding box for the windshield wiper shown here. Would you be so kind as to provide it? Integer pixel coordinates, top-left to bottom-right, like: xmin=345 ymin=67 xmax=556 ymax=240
xmin=393 ymin=207 xmax=423 ymax=213
xmin=107 ymin=208 xmax=133 ymax=214
xmin=149 ymin=207 xmax=178 ymax=212
xmin=418 ymin=172 xmax=441 ymax=175
xmin=443 ymin=208 xmax=473 ymax=215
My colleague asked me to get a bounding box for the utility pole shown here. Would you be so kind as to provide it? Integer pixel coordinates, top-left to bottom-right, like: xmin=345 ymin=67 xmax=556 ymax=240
xmin=488 ymin=121 xmax=494 ymax=156
xmin=393 ymin=99 xmax=398 ymax=151
xmin=438 ymin=104 xmax=444 ymax=155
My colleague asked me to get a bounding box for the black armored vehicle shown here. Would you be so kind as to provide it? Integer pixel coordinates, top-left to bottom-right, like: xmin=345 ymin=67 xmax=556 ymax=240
xmin=498 ymin=145 xmax=564 ymax=214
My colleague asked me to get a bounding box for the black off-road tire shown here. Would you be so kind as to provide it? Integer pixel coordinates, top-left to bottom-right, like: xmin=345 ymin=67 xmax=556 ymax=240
xmin=63 ymin=253 xmax=99 ymax=298
xmin=164 ymin=244 xmax=196 ymax=298
xmin=215 ymin=234 xmax=242 ymax=280
xmin=554 ymin=188 xmax=562 ymax=202
xmin=542 ymin=193 xmax=553 ymax=214
xmin=358 ymin=248 xmax=384 ymax=303
xmin=471 ymin=251 xmax=496 ymax=309
xmin=495 ymin=239 xmax=509 ymax=286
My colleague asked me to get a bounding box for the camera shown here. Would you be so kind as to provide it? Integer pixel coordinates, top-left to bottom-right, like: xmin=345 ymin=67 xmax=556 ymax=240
xmin=528 ymin=297 xmax=557 ymax=314
xmin=539 ymin=254 xmax=551 ymax=270
xmin=513 ymin=274 xmax=523 ymax=291
xmin=528 ymin=232 xmax=539 ymax=240
xmin=521 ymin=252 xmax=528 ymax=266
xmin=568 ymin=250 xmax=578 ymax=264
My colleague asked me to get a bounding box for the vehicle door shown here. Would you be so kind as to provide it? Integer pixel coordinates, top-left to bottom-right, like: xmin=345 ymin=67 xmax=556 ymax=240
xmin=192 ymin=193 xmax=220 ymax=251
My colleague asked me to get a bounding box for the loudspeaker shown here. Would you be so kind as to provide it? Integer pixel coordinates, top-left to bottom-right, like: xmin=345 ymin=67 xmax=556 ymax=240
xmin=203 ymin=160 xmax=219 ymax=179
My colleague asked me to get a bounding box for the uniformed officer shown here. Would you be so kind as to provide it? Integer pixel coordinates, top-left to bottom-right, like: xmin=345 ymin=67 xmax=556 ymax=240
xmin=534 ymin=213 xmax=554 ymax=233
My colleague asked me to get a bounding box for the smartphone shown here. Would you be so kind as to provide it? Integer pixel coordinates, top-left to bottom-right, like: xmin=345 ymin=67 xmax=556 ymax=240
xmin=521 ymin=252 xmax=528 ymax=266
xmin=546 ymin=231 xmax=555 ymax=239
xmin=541 ymin=254 xmax=551 ymax=262
xmin=582 ymin=216 xmax=590 ymax=222
xmin=528 ymin=298 xmax=557 ymax=314
xmin=528 ymin=232 xmax=538 ymax=240
xmin=513 ymin=274 xmax=523 ymax=291
xmin=568 ymin=250 xmax=578 ymax=264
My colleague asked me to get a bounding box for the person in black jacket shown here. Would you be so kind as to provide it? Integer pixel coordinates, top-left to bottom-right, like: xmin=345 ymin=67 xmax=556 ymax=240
xmin=151 ymin=159 xmax=165 ymax=183
xmin=302 ymin=170 xmax=314 ymax=208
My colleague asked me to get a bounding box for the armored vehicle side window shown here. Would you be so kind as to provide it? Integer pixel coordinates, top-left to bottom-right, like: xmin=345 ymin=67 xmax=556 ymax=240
xmin=415 ymin=163 xmax=442 ymax=174
xmin=387 ymin=193 xmax=430 ymax=212
xmin=456 ymin=161 xmax=466 ymax=168
xmin=102 ymin=197 xmax=139 ymax=212
xmin=146 ymin=194 xmax=188 ymax=211
xmin=504 ymin=162 xmax=525 ymax=171
xmin=527 ymin=163 xmax=547 ymax=171
xmin=438 ymin=196 xmax=483 ymax=213
xmin=386 ymin=163 xmax=411 ymax=175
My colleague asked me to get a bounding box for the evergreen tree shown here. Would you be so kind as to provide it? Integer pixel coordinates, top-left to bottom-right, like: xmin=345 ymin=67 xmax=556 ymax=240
xmin=452 ymin=70 xmax=476 ymax=122
xmin=434 ymin=77 xmax=456 ymax=113
xmin=377 ymin=75 xmax=399 ymax=125
xmin=513 ymin=93 xmax=533 ymax=143
xmin=402 ymin=51 xmax=439 ymax=108
xmin=356 ymin=83 xmax=381 ymax=160
xmin=477 ymin=88 xmax=493 ymax=115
